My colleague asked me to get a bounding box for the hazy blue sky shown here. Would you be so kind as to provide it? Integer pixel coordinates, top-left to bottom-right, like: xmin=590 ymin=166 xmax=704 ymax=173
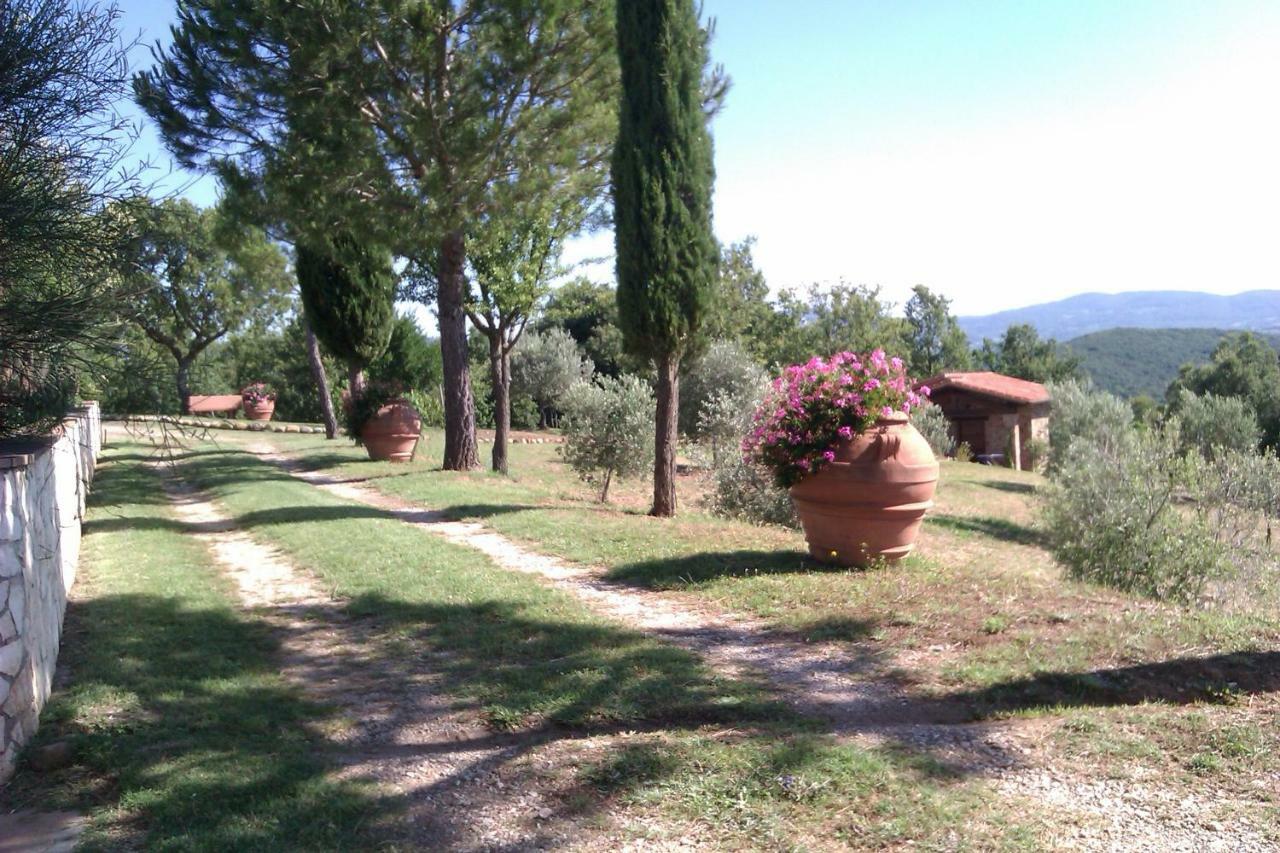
xmin=121 ymin=0 xmax=1280 ymax=317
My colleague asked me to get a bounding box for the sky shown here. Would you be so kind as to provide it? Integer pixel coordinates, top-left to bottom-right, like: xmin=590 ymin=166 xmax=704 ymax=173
xmin=119 ymin=0 xmax=1280 ymax=319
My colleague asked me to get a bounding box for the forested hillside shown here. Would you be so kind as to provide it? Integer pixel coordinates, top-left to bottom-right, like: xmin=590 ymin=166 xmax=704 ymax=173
xmin=1067 ymin=327 xmax=1280 ymax=398
xmin=960 ymin=291 xmax=1280 ymax=342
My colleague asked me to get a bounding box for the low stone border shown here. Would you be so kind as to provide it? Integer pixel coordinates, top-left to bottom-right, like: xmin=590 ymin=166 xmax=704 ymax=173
xmin=105 ymin=415 xmax=564 ymax=444
xmin=104 ymin=415 xmax=328 ymax=435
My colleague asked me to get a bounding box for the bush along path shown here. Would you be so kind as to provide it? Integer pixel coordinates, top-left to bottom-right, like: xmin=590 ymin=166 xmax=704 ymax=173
xmin=245 ymin=437 xmax=1279 ymax=853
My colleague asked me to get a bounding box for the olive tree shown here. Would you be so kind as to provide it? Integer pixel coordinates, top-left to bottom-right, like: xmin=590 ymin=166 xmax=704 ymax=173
xmin=559 ymin=375 xmax=655 ymax=501
xmin=511 ymin=329 xmax=593 ymax=429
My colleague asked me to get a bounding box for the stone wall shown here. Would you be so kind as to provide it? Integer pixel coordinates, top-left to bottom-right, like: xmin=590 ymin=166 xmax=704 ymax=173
xmin=0 ymin=403 xmax=101 ymax=781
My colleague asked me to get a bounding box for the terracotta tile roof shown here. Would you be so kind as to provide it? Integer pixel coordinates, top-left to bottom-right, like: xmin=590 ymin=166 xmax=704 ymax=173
xmin=918 ymin=372 xmax=1051 ymax=405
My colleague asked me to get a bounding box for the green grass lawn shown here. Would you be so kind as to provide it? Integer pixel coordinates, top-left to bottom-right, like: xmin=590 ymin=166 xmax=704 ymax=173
xmin=165 ymin=442 xmax=1042 ymax=849
xmin=26 ymin=433 xmax=1274 ymax=847
xmin=252 ymin=430 xmax=1280 ymax=714
xmin=3 ymin=445 xmax=383 ymax=851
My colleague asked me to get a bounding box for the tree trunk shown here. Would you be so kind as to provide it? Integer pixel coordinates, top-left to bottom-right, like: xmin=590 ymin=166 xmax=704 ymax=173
xmin=347 ymin=363 xmax=366 ymax=399
xmin=652 ymin=352 xmax=680 ymax=517
xmin=304 ymin=318 xmax=338 ymax=439
xmin=438 ymin=228 xmax=480 ymax=470
xmin=538 ymin=405 xmax=548 ymax=430
xmin=489 ymin=338 xmax=511 ymax=475
xmin=177 ymin=357 xmax=193 ymax=415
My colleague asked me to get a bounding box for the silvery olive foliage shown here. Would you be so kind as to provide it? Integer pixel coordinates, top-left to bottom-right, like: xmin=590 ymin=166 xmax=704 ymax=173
xmin=511 ymin=328 xmax=593 ymax=427
xmin=697 ymin=388 xmax=756 ymax=470
xmin=1043 ymin=423 xmax=1222 ymax=602
xmin=680 ymin=340 xmax=768 ymax=437
xmin=910 ymin=402 xmax=954 ymax=459
xmin=688 ymin=343 xmax=768 ymax=470
xmin=1043 ymin=420 xmax=1280 ymax=604
xmin=1045 ymin=378 xmax=1135 ymax=472
xmin=1170 ymin=389 xmax=1260 ymax=459
xmin=708 ymin=455 xmax=799 ymax=528
xmin=559 ymin=375 xmax=655 ymax=502
xmin=703 ymin=377 xmax=796 ymax=529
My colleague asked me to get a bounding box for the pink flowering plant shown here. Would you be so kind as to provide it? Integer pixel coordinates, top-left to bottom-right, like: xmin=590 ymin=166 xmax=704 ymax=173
xmin=240 ymin=382 xmax=275 ymax=404
xmin=742 ymin=349 xmax=929 ymax=487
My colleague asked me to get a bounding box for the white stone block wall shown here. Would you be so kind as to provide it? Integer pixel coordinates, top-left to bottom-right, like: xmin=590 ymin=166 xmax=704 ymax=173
xmin=0 ymin=402 xmax=100 ymax=781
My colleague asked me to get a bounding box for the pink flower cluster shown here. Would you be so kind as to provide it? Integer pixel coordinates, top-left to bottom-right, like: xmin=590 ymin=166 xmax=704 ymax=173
xmin=742 ymin=349 xmax=928 ymax=487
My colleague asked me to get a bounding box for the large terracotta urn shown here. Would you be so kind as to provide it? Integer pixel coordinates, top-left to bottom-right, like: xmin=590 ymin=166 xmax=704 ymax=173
xmin=242 ymin=398 xmax=275 ymax=421
xmin=361 ymin=398 xmax=422 ymax=463
xmin=789 ymin=413 xmax=939 ymax=567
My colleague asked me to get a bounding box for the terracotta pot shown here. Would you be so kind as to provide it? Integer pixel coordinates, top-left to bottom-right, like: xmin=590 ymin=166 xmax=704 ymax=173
xmin=361 ymin=398 xmax=422 ymax=463
xmin=789 ymin=413 xmax=939 ymax=567
xmin=242 ymin=398 xmax=275 ymax=421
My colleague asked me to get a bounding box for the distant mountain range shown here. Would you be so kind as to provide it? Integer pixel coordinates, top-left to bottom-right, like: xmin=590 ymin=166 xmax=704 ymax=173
xmin=958 ymin=290 xmax=1280 ymax=343
xmin=1065 ymin=328 xmax=1280 ymax=400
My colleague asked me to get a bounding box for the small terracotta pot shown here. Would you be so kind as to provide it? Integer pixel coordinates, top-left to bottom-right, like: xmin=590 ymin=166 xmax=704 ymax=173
xmin=789 ymin=413 xmax=939 ymax=567
xmin=361 ymin=398 xmax=422 ymax=463
xmin=243 ymin=399 xmax=275 ymax=421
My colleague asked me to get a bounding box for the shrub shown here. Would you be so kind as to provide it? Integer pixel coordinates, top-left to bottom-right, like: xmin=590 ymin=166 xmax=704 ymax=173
xmin=1170 ymin=389 xmax=1260 ymax=459
xmin=510 ymin=392 xmax=540 ymax=431
xmin=954 ymin=441 xmax=973 ymax=463
xmin=910 ymin=402 xmax=953 ymax=459
xmin=680 ymin=340 xmax=767 ymax=437
xmin=708 ymin=456 xmax=798 ymax=528
xmin=406 ymin=388 xmax=445 ymax=429
xmin=559 ymin=375 xmax=655 ymax=501
xmin=511 ymin=328 xmax=593 ymax=428
xmin=697 ymin=384 xmax=764 ymax=469
xmin=1045 ymin=378 xmax=1134 ymax=473
xmin=1023 ymin=437 xmax=1049 ymax=472
xmin=1185 ymin=446 xmax=1280 ymax=554
xmin=1042 ymin=423 xmax=1228 ymax=602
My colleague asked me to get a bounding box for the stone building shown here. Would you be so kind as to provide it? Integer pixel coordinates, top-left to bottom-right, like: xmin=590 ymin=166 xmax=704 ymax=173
xmin=919 ymin=372 xmax=1051 ymax=470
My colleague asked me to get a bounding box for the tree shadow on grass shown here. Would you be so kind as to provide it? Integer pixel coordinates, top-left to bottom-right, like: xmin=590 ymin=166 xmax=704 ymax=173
xmin=63 ymin=456 xmax=1061 ymax=843
xmin=979 ymin=480 xmax=1037 ymax=495
xmin=290 ymin=591 xmax=1011 ymax=831
xmin=341 ymin=592 xmax=787 ymax=733
xmin=926 ymin=513 xmax=1047 ymax=547
xmin=604 ymin=548 xmax=831 ymax=590
xmin=435 ymin=502 xmax=544 ymax=521
xmin=786 ymin=615 xmax=879 ymax=643
xmin=273 ymin=450 xmax=368 ymax=473
xmin=6 ymin=593 xmax=393 ymax=851
xmin=933 ymin=650 xmax=1280 ymax=720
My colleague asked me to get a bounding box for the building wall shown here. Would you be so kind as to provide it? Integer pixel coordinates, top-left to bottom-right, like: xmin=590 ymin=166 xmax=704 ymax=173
xmin=0 ymin=403 xmax=101 ymax=781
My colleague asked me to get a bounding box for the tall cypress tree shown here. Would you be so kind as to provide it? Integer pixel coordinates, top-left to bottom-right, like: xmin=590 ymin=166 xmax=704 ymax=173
xmin=613 ymin=0 xmax=720 ymax=517
xmin=295 ymin=236 xmax=396 ymax=397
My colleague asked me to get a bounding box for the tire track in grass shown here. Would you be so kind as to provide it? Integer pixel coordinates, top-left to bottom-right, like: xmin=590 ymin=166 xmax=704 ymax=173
xmin=153 ymin=462 xmax=611 ymax=851
xmin=249 ymin=442 xmax=1018 ymax=749
xmin=249 ymin=441 xmax=1280 ymax=853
